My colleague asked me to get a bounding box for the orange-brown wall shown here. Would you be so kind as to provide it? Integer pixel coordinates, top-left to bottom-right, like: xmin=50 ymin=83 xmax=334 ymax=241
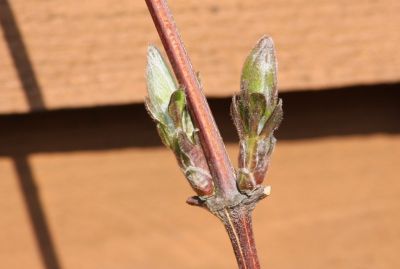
xmin=1 ymin=0 xmax=399 ymax=268
xmin=1 ymin=87 xmax=399 ymax=269
xmin=0 ymin=0 xmax=399 ymax=113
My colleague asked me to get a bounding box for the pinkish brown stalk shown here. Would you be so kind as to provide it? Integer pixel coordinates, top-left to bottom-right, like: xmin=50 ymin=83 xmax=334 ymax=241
xmin=144 ymin=0 xmax=269 ymax=268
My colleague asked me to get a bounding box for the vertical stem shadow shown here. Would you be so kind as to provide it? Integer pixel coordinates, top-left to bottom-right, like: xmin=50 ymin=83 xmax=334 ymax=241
xmin=12 ymin=155 xmax=62 ymax=269
xmin=0 ymin=0 xmax=45 ymax=110
xmin=0 ymin=1 xmax=60 ymax=268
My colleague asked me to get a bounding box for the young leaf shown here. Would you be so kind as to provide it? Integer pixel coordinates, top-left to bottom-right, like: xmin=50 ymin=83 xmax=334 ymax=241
xmin=146 ymin=45 xmax=178 ymax=125
xmin=259 ymin=99 xmax=283 ymax=138
xmin=248 ymin=93 xmax=266 ymax=135
xmin=168 ymin=89 xmax=186 ymax=127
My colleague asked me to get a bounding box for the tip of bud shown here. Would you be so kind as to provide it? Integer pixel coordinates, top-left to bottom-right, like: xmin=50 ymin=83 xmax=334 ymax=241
xmin=254 ymin=36 xmax=275 ymax=70
xmin=256 ymin=36 xmax=274 ymax=51
xmin=147 ymin=45 xmax=159 ymax=59
xmin=241 ymin=35 xmax=277 ymax=99
xmin=251 ymin=36 xmax=274 ymax=63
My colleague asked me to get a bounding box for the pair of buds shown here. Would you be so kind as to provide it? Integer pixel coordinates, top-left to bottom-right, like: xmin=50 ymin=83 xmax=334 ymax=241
xmin=146 ymin=36 xmax=282 ymax=198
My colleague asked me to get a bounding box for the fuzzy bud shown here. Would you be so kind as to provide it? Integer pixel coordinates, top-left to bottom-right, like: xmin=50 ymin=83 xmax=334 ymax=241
xmin=145 ymin=45 xmax=214 ymax=197
xmin=231 ymin=36 xmax=283 ymax=193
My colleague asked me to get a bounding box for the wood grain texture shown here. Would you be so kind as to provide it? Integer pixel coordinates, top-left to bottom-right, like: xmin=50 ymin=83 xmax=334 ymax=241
xmin=0 ymin=87 xmax=399 ymax=268
xmin=1 ymin=135 xmax=399 ymax=269
xmin=0 ymin=0 xmax=399 ymax=113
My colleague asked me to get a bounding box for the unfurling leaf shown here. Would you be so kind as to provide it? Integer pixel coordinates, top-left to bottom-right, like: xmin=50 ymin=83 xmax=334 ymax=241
xmin=260 ymin=99 xmax=283 ymax=138
xmin=168 ymin=89 xmax=186 ymax=127
xmin=248 ymin=93 xmax=266 ymax=135
xmin=156 ymin=123 xmax=173 ymax=149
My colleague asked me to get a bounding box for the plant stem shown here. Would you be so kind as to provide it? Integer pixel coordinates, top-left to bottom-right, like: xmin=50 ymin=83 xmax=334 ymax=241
xmin=219 ymin=206 xmax=261 ymax=268
xmin=144 ymin=1 xmax=263 ymax=268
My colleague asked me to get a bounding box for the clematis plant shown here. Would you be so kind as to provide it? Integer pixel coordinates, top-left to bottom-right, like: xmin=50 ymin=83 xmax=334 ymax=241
xmin=144 ymin=11 xmax=283 ymax=266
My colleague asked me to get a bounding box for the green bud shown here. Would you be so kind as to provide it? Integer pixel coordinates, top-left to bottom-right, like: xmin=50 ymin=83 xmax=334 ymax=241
xmin=241 ymin=36 xmax=277 ymax=110
xmin=146 ymin=45 xmax=178 ymax=127
xmin=232 ymin=36 xmax=283 ymax=193
xmin=145 ymin=45 xmax=214 ymax=198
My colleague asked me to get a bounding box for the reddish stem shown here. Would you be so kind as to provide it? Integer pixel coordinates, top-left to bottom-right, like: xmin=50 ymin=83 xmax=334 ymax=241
xmin=221 ymin=206 xmax=261 ymax=269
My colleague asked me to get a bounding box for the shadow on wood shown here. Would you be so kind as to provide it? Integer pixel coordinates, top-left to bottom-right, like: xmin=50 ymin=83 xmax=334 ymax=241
xmin=0 ymin=1 xmax=61 ymax=268
xmin=0 ymin=0 xmax=45 ymax=110
xmin=0 ymin=83 xmax=399 ymax=156
xmin=12 ymin=155 xmax=62 ymax=269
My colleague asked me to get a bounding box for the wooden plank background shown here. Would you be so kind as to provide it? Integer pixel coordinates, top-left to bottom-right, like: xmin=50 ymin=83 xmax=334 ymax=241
xmin=0 ymin=0 xmax=399 ymax=114
xmin=0 ymin=86 xmax=399 ymax=269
